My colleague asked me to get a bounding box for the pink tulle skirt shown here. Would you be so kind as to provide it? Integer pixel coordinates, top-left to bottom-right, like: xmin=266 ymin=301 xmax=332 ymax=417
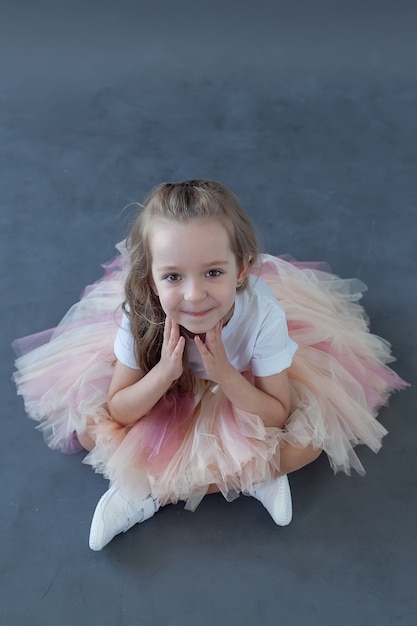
xmin=12 ymin=245 xmax=408 ymax=510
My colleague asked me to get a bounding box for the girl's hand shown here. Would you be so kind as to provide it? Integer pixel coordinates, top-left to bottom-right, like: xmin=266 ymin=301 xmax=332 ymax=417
xmin=194 ymin=321 xmax=234 ymax=384
xmin=159 ymin=318 xmax=185 ymax=382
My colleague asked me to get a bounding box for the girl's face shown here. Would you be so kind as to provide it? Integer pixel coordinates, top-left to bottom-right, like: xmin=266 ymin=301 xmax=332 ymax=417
xmin=149 ymin=218 xmax=246 ymax=334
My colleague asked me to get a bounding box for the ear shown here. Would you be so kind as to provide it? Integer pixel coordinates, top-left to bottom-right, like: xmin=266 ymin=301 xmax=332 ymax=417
xmin=237 ymin=262 xmax=248 ymax=284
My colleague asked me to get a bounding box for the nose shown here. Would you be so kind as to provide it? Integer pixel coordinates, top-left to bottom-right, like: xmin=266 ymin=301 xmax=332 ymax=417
xmin=183 ymin=278 xmax=206 ymax=302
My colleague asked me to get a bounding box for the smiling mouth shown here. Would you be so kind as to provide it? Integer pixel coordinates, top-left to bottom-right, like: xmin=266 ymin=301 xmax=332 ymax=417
xmin=183 ymin=309 xmax=213 ymax=317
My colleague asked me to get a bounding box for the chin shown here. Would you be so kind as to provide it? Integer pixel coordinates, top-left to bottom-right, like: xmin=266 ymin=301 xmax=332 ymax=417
xmin=178 ymin=311 xmax=227 ymax=334
xmin=182 ymin=323 xmax=211 ymax=335
xmin=180 ymin=318 xmax=218 ymax=335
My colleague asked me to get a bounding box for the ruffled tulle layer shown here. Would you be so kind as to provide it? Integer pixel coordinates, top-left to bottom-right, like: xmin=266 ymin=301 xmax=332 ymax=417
xmin=12 ymin=245 xmax=408 ymax=510
xmin=87 ymin=375 xmax=284 ymax=510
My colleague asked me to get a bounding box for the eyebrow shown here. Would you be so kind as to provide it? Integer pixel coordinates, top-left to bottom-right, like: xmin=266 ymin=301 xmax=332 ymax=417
xmin=156 ymin=260 xmax=231 ymax=272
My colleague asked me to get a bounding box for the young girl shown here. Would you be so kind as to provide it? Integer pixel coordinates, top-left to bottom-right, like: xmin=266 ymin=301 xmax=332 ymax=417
xmin=13 ymin=180 xmax=408 ymax=551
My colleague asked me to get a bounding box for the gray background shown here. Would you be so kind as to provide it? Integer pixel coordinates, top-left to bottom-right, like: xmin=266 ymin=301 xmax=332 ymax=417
xmin=2 ymin=1 xmax=416 ymax=624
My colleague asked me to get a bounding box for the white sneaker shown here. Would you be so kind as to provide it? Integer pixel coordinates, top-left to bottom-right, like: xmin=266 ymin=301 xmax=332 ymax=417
xmin=89 ymin=487 xmax=159 ymax=551
xmin=249 ymin=475 xmax=292 ymax=526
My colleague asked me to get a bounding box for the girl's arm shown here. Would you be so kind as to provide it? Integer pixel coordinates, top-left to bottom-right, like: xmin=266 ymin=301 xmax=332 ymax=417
xmin=108 ymin=318 xmax=185 ymax=426
xmin=195 ymin=323 xmax=291 ymax=428
xmin=221 ymin=368 xmax=290 ymax=428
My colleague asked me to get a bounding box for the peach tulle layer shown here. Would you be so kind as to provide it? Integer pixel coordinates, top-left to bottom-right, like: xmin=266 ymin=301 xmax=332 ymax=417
xmin=12 ymin=248 xmax=408 ymax=510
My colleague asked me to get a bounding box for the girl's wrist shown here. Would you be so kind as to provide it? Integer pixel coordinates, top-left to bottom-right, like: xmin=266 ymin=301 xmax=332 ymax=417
xmin=154 ymin=361 xmax=181 ymax=388
xmin=216 ymin=364 xmax=240 ymax=391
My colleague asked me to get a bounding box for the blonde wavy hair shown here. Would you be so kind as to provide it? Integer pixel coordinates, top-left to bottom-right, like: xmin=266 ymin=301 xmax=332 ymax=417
xmin=123 ymin=180 xmax=260 ymax=394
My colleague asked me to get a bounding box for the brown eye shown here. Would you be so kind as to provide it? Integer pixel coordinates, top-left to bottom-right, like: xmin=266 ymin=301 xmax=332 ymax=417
xmin=165 ymin=274 xmax=181 ymax=282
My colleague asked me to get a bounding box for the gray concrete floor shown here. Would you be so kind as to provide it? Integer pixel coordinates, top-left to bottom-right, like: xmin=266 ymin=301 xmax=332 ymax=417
xmin=2 ymin=1 xmax=416 ymax=624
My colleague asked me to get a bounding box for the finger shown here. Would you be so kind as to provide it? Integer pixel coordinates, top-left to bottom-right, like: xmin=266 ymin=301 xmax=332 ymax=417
xmin=205 ymin=326 xmax=215 ymax=342
xmin=211 ymin=323 xmax=220 ymax=343
xmin=205 ymin=325 xmax=220 ymax=349
xmin=194 ymin=335 xmax=209 ymax=355
xmin=163 ymin=316 xmax=172 ymax=342
xmin=170 ymin=320 xmax=180 ymax=343
xmin=173 ymin=335 xmax=186 ymax=356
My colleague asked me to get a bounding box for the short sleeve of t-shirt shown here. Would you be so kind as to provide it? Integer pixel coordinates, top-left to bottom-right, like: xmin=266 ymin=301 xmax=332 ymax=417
xmin=114 ymin=313 xmax=141 ymax=369
xmin=219 ymin=277 xmax=297 ymax=378
xmin=250 ymin=301 xmax=297 ymax=377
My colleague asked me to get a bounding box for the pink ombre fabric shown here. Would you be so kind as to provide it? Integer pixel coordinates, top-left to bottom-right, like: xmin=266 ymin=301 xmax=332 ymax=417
xmin=12 ymin=245 xmax=408 ymax=510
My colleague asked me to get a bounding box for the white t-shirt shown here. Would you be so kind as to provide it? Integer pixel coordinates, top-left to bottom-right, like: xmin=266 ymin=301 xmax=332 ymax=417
xmin=114 ymin=275 xmax=297 ymax=378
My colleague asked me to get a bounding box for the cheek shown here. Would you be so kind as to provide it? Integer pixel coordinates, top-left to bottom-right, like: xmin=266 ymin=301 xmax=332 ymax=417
xmin=225 ymin=279 xmax=238 ymax=298
xmin=157 ymin=289 xmax=176 ymax=314
xmin=217 ymin=286 xmax=237 ymax=310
